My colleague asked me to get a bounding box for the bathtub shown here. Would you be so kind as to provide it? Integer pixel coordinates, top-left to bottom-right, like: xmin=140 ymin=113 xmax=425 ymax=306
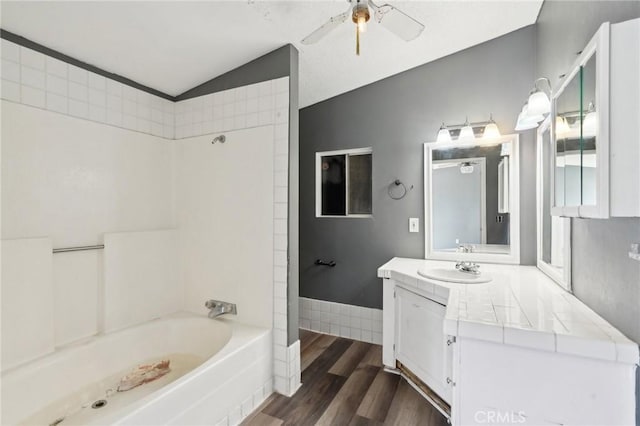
xmin=1 ymin=313 xmax=273 ymax=425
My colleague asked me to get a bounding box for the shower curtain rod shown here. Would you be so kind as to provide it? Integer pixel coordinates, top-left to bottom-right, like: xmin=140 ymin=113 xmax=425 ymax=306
xmin=52 ymin=244 xmax=104 ymax=253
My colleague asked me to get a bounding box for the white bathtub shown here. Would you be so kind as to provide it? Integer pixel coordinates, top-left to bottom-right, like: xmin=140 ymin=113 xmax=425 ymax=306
xmin=1 ymin=313 xmax=273 ymax=426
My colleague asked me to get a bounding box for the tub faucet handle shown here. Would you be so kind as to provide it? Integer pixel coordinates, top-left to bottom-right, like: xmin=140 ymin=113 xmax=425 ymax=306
xmin=205 ymin=299 xmax=237 ymax=319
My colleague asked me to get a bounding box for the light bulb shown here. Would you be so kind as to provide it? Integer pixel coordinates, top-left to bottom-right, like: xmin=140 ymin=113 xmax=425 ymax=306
xmin=582 ymin=102 xmax=597 ymax=137
xmin=515 ymin=103 xmax=543 ymax=131
xmin=357 ymin=15 xmax=367 ymax=33
xmin=458 ymin=125 xmax=475 ymax=140
xmin=515 ymin=109 xmax=539 ymax=131
xmin=522 ymin=103 xmax=544 ymax=124
xmin=436 ymin=123 xmax=451 ymax=142
xmin=555 ymin=116 xmax=570 ymax=137
xmin=458 ymin=117 xmax=475 ymax=140
xmin=527 ymin=90 xmax=551 ymax=116
xmin=482 ymin=114 xmax=501 ymax=139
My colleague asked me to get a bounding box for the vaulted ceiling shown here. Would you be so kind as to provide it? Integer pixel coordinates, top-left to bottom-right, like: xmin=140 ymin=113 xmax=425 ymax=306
xmin=1 ymin=1 xmax=543 ymax=107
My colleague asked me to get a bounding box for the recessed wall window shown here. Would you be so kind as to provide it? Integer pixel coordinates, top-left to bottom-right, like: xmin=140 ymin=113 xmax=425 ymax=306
xmin=316 ymin=148 xmax=372 ymax=217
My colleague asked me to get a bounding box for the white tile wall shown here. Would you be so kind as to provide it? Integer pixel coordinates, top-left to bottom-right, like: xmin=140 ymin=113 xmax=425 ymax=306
xmin=1 ymin=40 xmax=175 ymax=139
xmin=1 ymin=38 xmax=300 ymax=400
xmin=174 ymin=78 xmax=288 ymax=140
xmin=174 ymin=77 xmax=297 ymax=398
xmin=299 ymin=297 xmax=383 ymax=345
xmin=213 ymin=377 xmax=273 ymax=426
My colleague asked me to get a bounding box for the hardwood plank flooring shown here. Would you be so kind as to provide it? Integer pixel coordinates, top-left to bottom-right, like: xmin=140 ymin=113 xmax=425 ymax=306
xmin=243 ymin=330 xmax=448 ymax=426
xmin=356 ymin=368 xmax=401 ymax=422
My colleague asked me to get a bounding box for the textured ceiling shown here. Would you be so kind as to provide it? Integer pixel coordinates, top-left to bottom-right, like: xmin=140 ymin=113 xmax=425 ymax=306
xmin=1 ymin=1 xmax=543 ymax=107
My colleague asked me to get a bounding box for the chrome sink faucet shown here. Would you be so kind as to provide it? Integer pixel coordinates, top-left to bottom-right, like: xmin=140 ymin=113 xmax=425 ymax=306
xmin=457 ymin=243 xmax=474 ymax=253
xmin=456 ymin=261 xmax=481 ymax=275
xmin=205 ymin=300 xmax=237 ymax=319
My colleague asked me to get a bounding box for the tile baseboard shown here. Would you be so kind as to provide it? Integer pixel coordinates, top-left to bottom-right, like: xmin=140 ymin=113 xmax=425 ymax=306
xmin=299 ymin=297 xmax=383 ymax=345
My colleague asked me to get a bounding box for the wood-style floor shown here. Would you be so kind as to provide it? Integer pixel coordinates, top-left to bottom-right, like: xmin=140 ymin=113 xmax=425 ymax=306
xmin=242 ymin=330 xmax=448 ymax=426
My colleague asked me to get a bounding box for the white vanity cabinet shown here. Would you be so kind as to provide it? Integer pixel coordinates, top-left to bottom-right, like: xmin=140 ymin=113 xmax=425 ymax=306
xmin=380 ymin=258 xmax=639 ymax=426
xmin=394 ymin=286 xmax=453 ymax=404
xmin=382 ymin=277 xmax=455 ymax=417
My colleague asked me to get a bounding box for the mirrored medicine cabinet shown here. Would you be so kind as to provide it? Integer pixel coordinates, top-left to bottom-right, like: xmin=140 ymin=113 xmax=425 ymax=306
xmin=552 ymin=19 xmax=640 ymax=218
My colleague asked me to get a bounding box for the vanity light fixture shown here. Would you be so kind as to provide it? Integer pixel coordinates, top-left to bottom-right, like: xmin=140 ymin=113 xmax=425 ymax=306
xmin=436 ymin=123 xmax=451 ymax=142
xmin=436 ymin=115 xmax=500 ymax=141
xmin=515 ymin=103 xmax=542 ymax=131
xmin=458 ymin=117 xmax=475 ymax=140
xmin=582 ymin=101 xmax=597 ymax=137
xmin=527 ymin=78 xmax=552 ymax=116
xmin=482 ymin=114 xmax=501 ymax=139
xmin=515 ymin=77 xmax=552 ymax=131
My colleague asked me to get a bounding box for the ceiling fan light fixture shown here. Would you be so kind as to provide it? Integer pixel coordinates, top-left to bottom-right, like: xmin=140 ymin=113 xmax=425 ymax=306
xmin=300 ymin=0 xmax=425 ymax=56
xmin=357 ymin=15 xmax=368 ymax=33
xmin=352 ymin=3 xmax=371 ymax=55
xmin=353 ymin=4 xmax=371 ymax=33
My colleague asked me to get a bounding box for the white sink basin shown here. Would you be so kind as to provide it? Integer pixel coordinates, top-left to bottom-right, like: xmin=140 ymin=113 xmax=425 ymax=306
xmin=417 ymin=267 xmax=492 ymax=284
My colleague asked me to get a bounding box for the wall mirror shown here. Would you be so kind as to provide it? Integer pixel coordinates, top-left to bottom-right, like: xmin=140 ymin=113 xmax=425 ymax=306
xmin=537 ymin=118 xmax=572 ymax=290
xmin=424 ymin=134 xmax=520 ymax=264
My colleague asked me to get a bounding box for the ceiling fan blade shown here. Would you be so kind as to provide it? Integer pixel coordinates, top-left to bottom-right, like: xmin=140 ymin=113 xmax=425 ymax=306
xmin=301 ymin=7 xmax=351 ymax=45
xmin=369 ymin=1 xmax=425 ymax=41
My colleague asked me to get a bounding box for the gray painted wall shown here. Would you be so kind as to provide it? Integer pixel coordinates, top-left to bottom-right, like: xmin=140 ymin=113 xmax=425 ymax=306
xmin=176 ymin=45 xmax=293 ymax=101
xmin=299 ymin=26 xmax=536 ymax=309
xmin=535 ymin=3 xmax=640 ymax=422
xmin=287 ymin=46 xmax=300 ymax=345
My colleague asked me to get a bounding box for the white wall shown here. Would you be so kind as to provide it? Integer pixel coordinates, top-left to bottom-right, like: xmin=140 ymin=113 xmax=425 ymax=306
xmin=1 ymin=101 xmax=175 ymax=246
xmin=1 ymin=101 xmax=176 ymax=358
xmin=173 ymin=77 xmax=297 ymax=395
xmin=103 ymin=229 xmax=182 ymax=333
xmin=1 ymin=238 xmax=54 ymax=370
xmin=176 ymin=126 xmax=274 ymax=328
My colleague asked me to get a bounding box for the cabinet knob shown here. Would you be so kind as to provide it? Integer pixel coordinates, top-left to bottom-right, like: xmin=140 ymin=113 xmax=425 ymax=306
xmin=447 ymin=339 xmax=454 ymax=346
xmin=446 ymin=377 xmax=455 ymax=386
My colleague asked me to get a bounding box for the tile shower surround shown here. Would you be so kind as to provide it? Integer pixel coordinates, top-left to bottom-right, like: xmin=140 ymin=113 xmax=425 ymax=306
xmin=1 ymin=38 xmax=299 ymax=419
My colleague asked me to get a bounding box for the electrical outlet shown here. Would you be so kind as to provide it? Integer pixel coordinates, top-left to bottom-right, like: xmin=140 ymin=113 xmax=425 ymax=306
xmin=409 ymin=218 xmax=419 ymax=233
xmin=496 ymin=215 xmax=504 ymax=223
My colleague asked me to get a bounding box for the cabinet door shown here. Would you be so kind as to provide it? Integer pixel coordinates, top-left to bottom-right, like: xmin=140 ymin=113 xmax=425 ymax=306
xmin=395 ymin=286 xmax=450 ymax=403
xmin=551 ymin=21 xmax=611 ymax=218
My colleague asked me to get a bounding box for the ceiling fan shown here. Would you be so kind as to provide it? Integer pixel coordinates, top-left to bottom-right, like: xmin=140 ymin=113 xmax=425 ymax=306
xmin=301 ymin=0 xmax=425 ymax=55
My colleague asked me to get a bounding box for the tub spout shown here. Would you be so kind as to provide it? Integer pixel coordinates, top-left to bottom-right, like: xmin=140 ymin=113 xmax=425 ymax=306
xmin=205 ymin=300 xmax=237 ymax=319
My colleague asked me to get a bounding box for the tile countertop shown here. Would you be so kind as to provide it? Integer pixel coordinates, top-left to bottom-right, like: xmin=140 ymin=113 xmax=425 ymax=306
xmin=378 ymin=257 xmax=639 ymax=365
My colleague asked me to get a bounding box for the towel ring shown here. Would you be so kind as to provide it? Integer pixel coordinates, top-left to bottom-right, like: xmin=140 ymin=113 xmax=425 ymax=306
xmin=388 ymin=179 xmax=413 ymax=200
